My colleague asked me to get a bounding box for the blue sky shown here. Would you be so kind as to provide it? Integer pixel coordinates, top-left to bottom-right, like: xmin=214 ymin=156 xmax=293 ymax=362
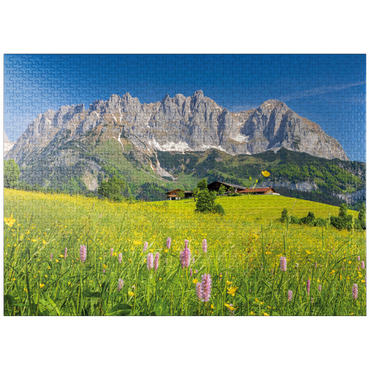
xmin=4 ymin=54 xmax=366 ymax=162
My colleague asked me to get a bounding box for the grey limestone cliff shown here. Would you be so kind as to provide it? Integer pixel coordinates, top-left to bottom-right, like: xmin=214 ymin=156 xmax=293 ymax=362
xmin=6 ymin=91 xmax=349 ymax=169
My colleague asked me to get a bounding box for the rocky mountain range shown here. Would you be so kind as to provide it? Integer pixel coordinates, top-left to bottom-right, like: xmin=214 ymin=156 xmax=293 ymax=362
xmin=5 ymin=90 xmax=360 ymax=203
xmin=6 ymin=90 xmax=348 ymax=165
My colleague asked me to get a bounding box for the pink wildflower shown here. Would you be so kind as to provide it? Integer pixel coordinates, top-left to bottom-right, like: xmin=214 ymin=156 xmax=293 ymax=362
xmin=166 ymin=237 xmax=171 ymax=249
xmin=288 ymin=290 xmax=293 ymax=301
xmin=361 ymin=261 xmax=365 ymax=269
xmin=180 ymin=245 xmax=191 ymax=268
xmin=147 ymin=253 xmax=154 ymax=270
xmin=280 ymin=256 xmax=287 ymax=272
xmin=118 ymin=279 xmax=124 ymax=292
xmin=118 ymin=253 xmax=122 ymax=264
xmin=154 ymin=253 xmax=159 ymax=271
xmin=318 ymin=285 xmax=322 ymax=292
xmin=357 ymin=256 xmax=360 ymax=261
xmin=50 ymin=253 xmax=53 ymax=261
xmin=103 ymin=269 xmax=105 ymax=274
xmin=352 ymin=284 xmax=358 ymax=300
xmin=184 ymin=239 xmax=189 ymax=248
xmin=80 ymin=245 xmax=87 ymax=263
xmin=110 ymin=248 xmax=113 ymax=256
xmin=202 ymin=239 xmax=207 ymax=253
xmin=307 ymin=280 xmax=311 ymax=295
xmin=196 ymin=282 xmax=203 ymax=301
xmin=201 ymin=274 xmax=212 ymax=302
xmin=143 ymin=241 xmax=148 ymax=252
xmin=64 ymin=248 xmax=67 ymax=259
xmin=190 ymin=268 xmax=193 ymax=277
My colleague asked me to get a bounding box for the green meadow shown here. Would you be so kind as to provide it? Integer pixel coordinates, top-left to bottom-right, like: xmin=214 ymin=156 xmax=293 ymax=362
xmin=4 ymin=189 xmax=366 ymax=316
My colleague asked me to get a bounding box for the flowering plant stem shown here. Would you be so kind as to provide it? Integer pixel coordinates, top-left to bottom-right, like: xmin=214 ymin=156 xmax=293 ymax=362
xmin=78 ymin=266 xmax=83 ymax=315
xmin=147 ymin=271 xmax=151 ymax=310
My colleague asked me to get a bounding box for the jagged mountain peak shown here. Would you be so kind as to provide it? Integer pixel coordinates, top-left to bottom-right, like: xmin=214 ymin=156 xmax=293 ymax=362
xmin=6 ymin=91 xmax=349 ymax=167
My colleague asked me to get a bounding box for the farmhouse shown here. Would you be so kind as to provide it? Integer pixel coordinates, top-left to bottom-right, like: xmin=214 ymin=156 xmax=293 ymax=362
xmin=237 ymin=187 xmax=279 ymax=195
xmin=207 ymin=181 xmax=246 ymax=193
xmin=166 ymin=189 xmax=193 ymax=200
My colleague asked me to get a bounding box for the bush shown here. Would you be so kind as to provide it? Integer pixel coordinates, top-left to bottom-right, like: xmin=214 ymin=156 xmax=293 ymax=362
xmin=98 ymin=175 xmax=126 ymax=200
xmin=300 ymin=212 xmax=315 ymax=225
xmin=195 ymin=189 xmax=216 ymax=213
xmin=330 ymin=204 xmax=353 ymax=230
xmin=357 ymin=203 xmax=366 ymax=230
xmin=111 ymin=194 xmax=125 ymax=202
xmin=280 ymin=208 xmax=288 ymax=223
xmin=213 ymin=204 xmax=225 ymax=216
xmin=330 ymin=215 xmax=353 ymax=231
xmin=313 ymin=217 xmax=327 ymax=227
xmin=197 ymin=178 xmax=208 ymax=191
xmin=290 ymin=215 xmax=302 ymax=225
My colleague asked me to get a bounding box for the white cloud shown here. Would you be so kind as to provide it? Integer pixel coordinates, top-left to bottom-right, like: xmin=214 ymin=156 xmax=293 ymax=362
xmin=279 ymin=81 xmax=365 ymax=102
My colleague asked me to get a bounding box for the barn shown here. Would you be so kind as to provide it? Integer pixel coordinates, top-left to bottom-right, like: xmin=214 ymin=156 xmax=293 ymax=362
xmin=207 ymin=181 xmax=246 ymax=193
xmin=166 ymin=189 xmax=193 ymax=200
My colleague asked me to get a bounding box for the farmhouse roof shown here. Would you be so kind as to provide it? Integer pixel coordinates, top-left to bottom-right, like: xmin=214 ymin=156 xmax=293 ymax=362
xmin=238 ymin=187 xmax=276 ymax=193
xmin=165 ymin=188 xmax=182 ymax=194
xmin=208 ymin=181 xmax=246 ymax=190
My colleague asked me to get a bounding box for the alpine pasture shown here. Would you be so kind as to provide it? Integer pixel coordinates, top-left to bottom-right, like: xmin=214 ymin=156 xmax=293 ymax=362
xmin=4 ymin=189 xmax=366 ymax=316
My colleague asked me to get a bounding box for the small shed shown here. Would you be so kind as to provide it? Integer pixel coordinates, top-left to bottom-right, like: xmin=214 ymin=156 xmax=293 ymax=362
xmin=237 ymin=187 xmax=278 ymax=195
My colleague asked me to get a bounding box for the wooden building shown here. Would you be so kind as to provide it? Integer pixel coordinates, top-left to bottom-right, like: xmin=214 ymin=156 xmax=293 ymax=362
xmin=166 ymin=189 xmax=193 ymax=200
xmin=237 ymin=187 xmax=279 ymax=195
xmin=207 ymin=181 xmax=246 ymax=193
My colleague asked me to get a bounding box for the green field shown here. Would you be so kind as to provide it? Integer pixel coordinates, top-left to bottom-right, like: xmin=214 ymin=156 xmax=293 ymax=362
xmin=4 ymin=189 xmax=366 ymax=316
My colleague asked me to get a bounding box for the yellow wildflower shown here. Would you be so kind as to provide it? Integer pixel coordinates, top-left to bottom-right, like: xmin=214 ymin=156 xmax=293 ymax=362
xmin=263 ymin=312 xmax=269 ymax=316
xmin=4 ymin=215 xmax=16 ymax=228
xmin=227 ymin=286 xmax=238 ymax=296
xmin=103 ymin=264 xmax=108 ymax=269
xmin=226 ymin=281 xmax=232 ymax=286
xmin=128 ymin=292 xmax=135 ymax=297
xmin=261 ymin=170 xmax=270 ymax=177
xmin=193 ymin=279 xmax=198 ymax=284
xmin=224 ymin=303 xmax=236 ymax=311
xmin=40 ymin=283 xmax=45 ymax=288
xmin=42 ymin=240 xmax=47 ymax=245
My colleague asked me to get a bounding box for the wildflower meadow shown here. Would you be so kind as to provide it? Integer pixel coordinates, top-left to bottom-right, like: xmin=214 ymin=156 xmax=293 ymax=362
xmin=3 ymin=188 xmax=366 ymax=316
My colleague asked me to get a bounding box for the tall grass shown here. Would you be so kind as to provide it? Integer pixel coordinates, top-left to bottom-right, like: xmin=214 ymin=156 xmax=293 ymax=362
xmin=4 ymin=189 xmax=366 ymax=316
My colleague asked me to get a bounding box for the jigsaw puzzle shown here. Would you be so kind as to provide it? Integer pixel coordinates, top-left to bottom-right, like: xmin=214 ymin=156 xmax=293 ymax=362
xmin=3 ymin=54 xmax=366 ymax=316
